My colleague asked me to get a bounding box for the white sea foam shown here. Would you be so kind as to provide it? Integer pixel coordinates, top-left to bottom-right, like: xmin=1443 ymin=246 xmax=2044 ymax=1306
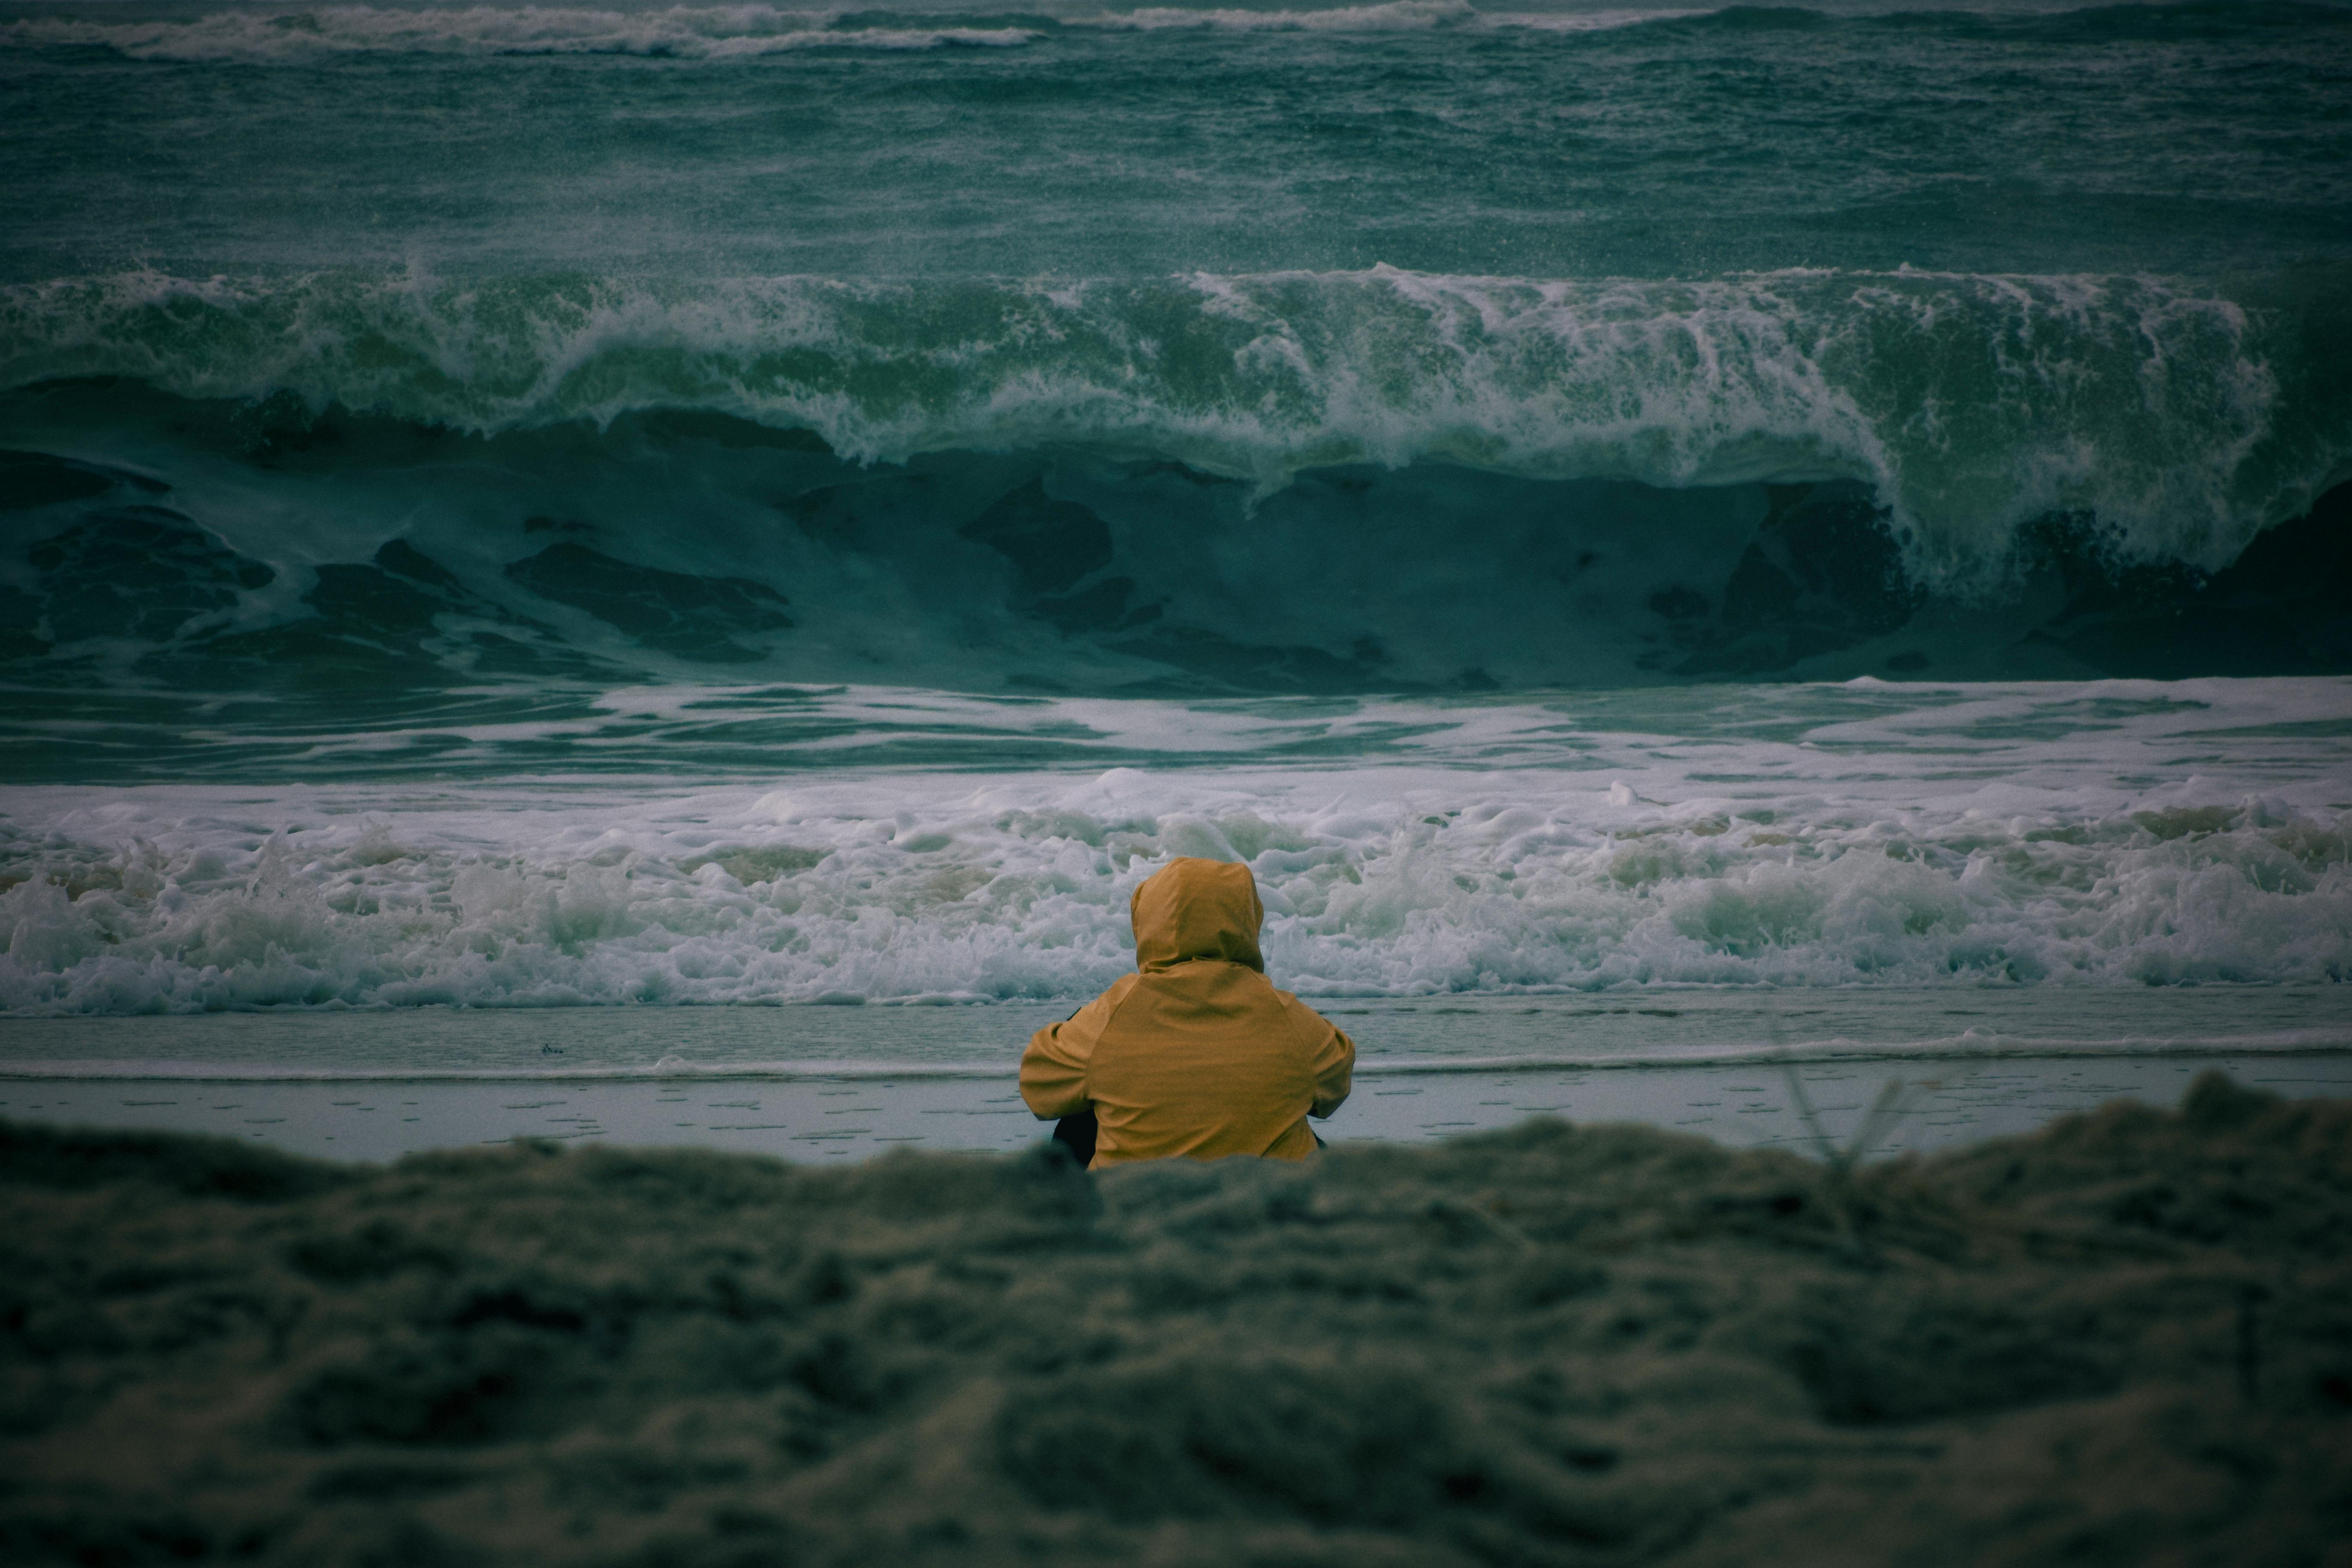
xmin=1076 ymin=1 xmax=1699 ymax=31
xmin=1076 ymin=0 xmax=1477 ymax=31
xmin=0 ymin=7 xmax=1038 ymax=61
xmin=1494 ymin=8 xmax=1709 ymax=31
xmin=3 ymin=677 xmax=2348 ymax=1014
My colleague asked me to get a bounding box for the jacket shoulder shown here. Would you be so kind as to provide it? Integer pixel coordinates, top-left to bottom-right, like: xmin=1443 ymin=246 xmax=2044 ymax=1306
xmin=1081 ymin=972 xmax=1145 ymax=1031
xmin=1271 ymin=987 xmax=1344 ymax=1047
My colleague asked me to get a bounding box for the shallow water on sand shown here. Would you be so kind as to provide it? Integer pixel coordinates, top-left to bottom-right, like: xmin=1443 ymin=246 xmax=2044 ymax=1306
xmin=7 ymin=989 xmax=2349 ymax=1161
xmin=6 ymin=986 xmax=2352 ymax=1076
xmin=9 ymin=1051 xmax=2348 ymax=1164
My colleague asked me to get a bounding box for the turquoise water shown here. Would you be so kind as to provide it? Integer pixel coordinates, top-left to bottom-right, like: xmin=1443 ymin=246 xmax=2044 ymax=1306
xmin=4 ymin=0 xmax=2352 ymax=1044
xmin=5 ymin=0 xmax=2350 ymax=731
xmin=11 ymin=1 xmax=2347 ymax=283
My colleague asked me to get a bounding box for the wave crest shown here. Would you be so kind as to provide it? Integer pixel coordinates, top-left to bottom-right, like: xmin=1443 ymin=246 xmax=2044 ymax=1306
xmin=1075 ymin=0 xmax=1476 ymax=31
xmin=12 ymin=1 xmax=2343 ymax=60
xmin=6 ymin=264 xmax=2341 ymax=591
xmin=0 ymin=6 xmax=1040 ymax=61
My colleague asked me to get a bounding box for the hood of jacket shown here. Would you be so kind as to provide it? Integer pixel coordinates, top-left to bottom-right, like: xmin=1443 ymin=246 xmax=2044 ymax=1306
xmin=1130 ymin=857 xmax=1265 ymax=973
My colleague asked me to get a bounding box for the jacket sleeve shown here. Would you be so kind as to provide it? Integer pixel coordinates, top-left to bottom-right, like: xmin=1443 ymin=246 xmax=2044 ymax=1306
xmin=1284 ymin=996 xmax=1355 ymax=1119
xmin=1019 ymin=982 xmax=1126 ymax=1120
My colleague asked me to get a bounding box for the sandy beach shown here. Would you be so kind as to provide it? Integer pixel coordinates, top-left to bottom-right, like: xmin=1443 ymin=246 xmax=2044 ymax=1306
xmin=4 ymin=1070 xmax=2349 ymax=1566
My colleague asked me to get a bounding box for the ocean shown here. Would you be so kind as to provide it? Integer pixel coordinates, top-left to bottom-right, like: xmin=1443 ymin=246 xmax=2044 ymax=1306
xmin=3 ymin=0 xmax=2351 ymax=1139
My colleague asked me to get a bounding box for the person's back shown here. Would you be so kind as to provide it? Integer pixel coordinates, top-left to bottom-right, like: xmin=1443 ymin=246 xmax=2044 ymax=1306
xmin=1020 ymin=857 xmax=1354 ymax=1167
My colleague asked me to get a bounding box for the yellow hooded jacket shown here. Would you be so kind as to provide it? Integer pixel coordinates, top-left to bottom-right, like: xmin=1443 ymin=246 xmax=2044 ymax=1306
xmin=1020 ymin=857 xmax=1355 ymax=1167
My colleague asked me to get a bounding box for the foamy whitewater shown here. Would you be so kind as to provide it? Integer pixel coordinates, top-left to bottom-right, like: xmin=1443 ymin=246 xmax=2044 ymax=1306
xmin=4 ymin=0 xmax=2351 ymax=1068
xmin=5 ymin=677 xmax=2351 ymax=1015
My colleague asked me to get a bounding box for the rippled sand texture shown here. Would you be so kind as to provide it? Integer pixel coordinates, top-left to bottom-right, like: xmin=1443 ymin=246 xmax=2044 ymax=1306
xmin=4 ymin=1072 xmax=2346 ymax=1566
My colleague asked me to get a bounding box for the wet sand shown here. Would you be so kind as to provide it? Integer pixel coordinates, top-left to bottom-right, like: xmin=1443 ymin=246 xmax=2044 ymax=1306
xmin=2 ymin=1072 xmax=2347 ymax=1566
xmin=6 ymin=1051 xmax=2350 ymax=1164
xmin=8 ymin=986 xmax=2349 ymax=1078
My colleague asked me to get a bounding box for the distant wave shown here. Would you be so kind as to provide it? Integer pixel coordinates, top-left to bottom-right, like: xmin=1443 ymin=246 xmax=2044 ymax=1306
xmin=0 ymin=7 xmax=1041 ymax=61
xmin=8 ymin=0 xmax=2343 ymax=61
xmin=1073 ymin=0 xmax=1482 ymax=32
xmin=5 ymin=265 xmax=2343 ymax=594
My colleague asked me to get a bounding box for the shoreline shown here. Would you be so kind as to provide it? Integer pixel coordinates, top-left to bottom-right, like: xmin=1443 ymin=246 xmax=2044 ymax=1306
xmin=9 ymin=1028 xmax=2352 ymax=1083
xmin=9 ymin=1051 xmax=2349 ymax=1164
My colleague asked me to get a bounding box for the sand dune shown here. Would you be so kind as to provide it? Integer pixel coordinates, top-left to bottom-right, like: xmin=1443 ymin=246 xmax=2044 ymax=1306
xmin=3 ymin=1072 xmax=2348 ymax=1566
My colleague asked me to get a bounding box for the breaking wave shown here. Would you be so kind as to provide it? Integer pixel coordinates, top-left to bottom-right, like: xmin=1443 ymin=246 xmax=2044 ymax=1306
xmin=5 ymin=265 xmax=2344 ymax=594
xmin=0 ymin=6 xmax=1044 ymax=60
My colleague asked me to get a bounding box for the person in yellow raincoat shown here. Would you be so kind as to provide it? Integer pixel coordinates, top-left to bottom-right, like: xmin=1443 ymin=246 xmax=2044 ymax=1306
xmin=1020 ymin=857 xmax=1355 ymax=1168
